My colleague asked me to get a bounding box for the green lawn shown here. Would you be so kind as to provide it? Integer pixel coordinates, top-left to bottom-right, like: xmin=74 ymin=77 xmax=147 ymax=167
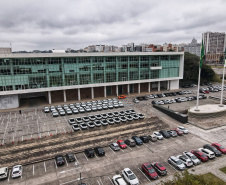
xmin=220 ymin=166 xmax=226 ymax=174
xmin=202 ymin=172 xmax=226 ymax=185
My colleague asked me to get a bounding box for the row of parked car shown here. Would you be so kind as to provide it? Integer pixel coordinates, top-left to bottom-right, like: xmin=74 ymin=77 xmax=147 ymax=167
xmin=133 ymin=90 xmax=193 ymax=103
xmin=168 ymin=142 xmax=226 ymax=170
xmin=151 ymin=95 xmax=207 ymax=105
xmin=68 ymin=110 xmax=145 ymax=131
xmin=200 ymin=85 xmax=226 ymax=94
xmin=43 ymin=98 xmax=124 ymax=117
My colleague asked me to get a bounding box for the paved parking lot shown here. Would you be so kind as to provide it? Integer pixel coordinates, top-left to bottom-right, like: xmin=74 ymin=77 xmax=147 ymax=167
xmin=1 ymin=84 xmax=226 ymax=184
xmin=2 ymin=131 xmax=215 ymax=185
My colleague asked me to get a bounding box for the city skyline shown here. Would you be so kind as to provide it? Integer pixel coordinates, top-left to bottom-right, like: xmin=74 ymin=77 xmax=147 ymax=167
xmin=0 ymin=0 xmax=225 ymax=51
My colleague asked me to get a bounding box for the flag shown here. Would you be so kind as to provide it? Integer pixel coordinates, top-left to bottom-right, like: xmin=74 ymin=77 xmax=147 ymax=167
xmin=200 ymin=40 xmax=204 ymax=68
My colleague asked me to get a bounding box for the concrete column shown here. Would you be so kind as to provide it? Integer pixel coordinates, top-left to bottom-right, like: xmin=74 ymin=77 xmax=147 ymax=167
xmin=167 ymin=80 xmax=170 ymax=91
xmin=91 ymin=87 xmax=94 ymax=99
xmin=63 ymin=90 xmax=67 ymax=102
xmin=127 ymin=84 xmax=130 ymax=95
xmin=138 ymin=83 xmax=140 ymax=94
xmin=78 ymin=88 xmax=81 ymax=101
xmin=148 ymin=82 xmax=150 ymax=93
xmin=116 ymin=85 xmax=118 ymax=96
xmin=158 ymin=81 xmax=160 ymax=91
xmin=104 ymin=86 xmax=107 ymax=98
xmin=48 ymin=91 xmax=52 ymax=104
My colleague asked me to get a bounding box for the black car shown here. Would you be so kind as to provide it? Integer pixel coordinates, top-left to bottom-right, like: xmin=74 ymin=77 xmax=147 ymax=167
xmin=85 ymin=148 xmax=95 ymax=158
xmin=94 ymin=147 xmax=105 ymax=156
xmin=66 ymin=153 xmax=76 ymax=162
xmin=159 ymin=130 xmax=171 ymax=138
xmin=55 ymin=155 xmax=65 ymax=166
xmin=140 ymin=136 xmax=149 ymax=143
xmin=131 ymin=136 xmax=143 ymax=145
xmin=203 ymin=144 xmax=222 ymax=157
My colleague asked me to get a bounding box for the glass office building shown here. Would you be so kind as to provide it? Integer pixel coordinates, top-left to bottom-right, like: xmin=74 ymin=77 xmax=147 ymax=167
xmin=0 ymin=52 xmax=184 ymax=109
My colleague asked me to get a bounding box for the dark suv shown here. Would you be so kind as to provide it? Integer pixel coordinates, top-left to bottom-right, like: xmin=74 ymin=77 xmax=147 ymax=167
xmin=132 ymin=136 xmax=143 ymax=145
xmin=55 ymin=155 xmax=65 ymax=166
xmin=66 ymin=153 xmax=76 ymax=162
xmin=203 ymin=144 xmax=222 ymax=157
xmin=125 ymin=139 xmax=136 ymax=147
xmin=140 ymin=136 xmax=149 ymax=143
xmin=159 ymin=130 xmax=171 ymax=138
xmin=85 ymin=148 xmax=95 ymax=158
xmin=94 ymin=147 xmax=105 ymax=156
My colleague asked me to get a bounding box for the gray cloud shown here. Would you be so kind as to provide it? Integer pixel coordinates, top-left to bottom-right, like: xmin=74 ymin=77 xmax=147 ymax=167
xmin=0 ymin=0 xmax=225 ymax=51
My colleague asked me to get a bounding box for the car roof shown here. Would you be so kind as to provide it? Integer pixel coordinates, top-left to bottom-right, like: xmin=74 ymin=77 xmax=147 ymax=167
xmin=117 ymin=140 xmax=124 ymax=142
xmin=0 ymin=167 xmax=8 ymax=173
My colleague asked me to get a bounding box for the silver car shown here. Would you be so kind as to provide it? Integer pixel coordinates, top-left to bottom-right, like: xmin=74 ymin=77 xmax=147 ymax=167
xmin=177 ymin=155 xmax=193 ymax=167
xmin=168 ymin=156 xmax=186 ymax=170
xmin=183 ymin=151 xmax=200 ymax=165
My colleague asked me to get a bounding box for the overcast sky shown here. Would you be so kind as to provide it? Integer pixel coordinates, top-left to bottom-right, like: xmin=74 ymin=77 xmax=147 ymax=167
xmin=0 ymin=0 xmax=225 ymax=51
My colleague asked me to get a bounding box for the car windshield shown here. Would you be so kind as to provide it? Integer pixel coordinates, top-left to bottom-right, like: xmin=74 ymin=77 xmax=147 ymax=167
xmin=180 ymin=127 xmax=186 ymax=130
xmin=191 ymin=156 xmax=197 ymax=160
xmin=120 ymin=142 xmax=125 ymax=145
xmin=157 ymin=164 xmax=163 ymax=167
xmin=219 ymin=146 xmax=224 ymax=149
xmin=176 ymin=160 xmax=182 ymax=165
xmin=57 ymin=157 xmax=63 ymax=161
xmin=201 ymin=155 xmax=206 ymax=158
xmin=156 ymin=133 xmax=161 ymax=136
xmin=148 ymin=168 xmax=155 ymax=173
xmin=128 ymin=174 xmax=136 ymax=180
xmin=13 ymin=171 xmax=19 ymax=174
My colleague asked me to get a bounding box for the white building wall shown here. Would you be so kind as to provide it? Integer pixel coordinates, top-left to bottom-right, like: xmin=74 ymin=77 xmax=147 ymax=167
xmin=0 ymin=95 xmax=19 ymax=110
xmin=170 ymin=80 xmax=179 ymax=90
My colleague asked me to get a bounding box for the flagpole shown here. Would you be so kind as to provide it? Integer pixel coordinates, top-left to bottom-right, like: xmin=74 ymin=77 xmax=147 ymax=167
xmin=195 ymin=67 xmax=201 ymax=111
xmin=219 ymin=59 xmax=226 ymax=106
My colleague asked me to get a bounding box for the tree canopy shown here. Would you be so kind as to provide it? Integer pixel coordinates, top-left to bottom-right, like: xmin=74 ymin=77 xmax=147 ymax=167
xmin=181 ymin=52 xmax=220 ymax=84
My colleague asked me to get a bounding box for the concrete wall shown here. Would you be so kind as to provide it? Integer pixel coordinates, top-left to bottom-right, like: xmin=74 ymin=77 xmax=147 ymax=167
xmin=170 ymin=80 xmax=179 ymax=90
xmin=140 ymin=83 xmax=148 ymax=92
xmin=66 ymin=89 xmax=78 ymax=101
xmin=0 ymin=94 xmax=19 ymax=110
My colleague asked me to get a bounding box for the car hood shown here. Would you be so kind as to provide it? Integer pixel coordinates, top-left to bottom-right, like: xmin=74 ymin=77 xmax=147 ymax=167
xmin=129 ymin=178 xmax=139 ymax=184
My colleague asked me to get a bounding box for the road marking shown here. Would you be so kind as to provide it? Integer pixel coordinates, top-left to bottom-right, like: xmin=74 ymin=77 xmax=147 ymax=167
xmin=44 ymin=162 xmax=46 ymax=172
xmin=97 ymin=180 xmax=101 ymax=185
xmin=33 ymin=164 xmax=35 ymax=175
xmin=8 ymin=169 xmax=10 ymax=181
xmin=13 ymin=136 xmax=14 ymax=142
xmin=128 ymin=146 xmax=132 ymax=150
xmin=63 ymin=128 xmax=66 ymax=133
xmin=99 ymin=178 xmax=104 ymax=185
xmin=74 ymin=154 xmax=79 ymax=163
xmin=138 ymin=168 xmax=150 ymax=182
xmin=22 ymin=135 xmax=23 ymax=141
xmin=120 ymin=148 xmax=125 ymax=153
xmin=54 ymin=160 xmax=58 ymax=169
xmin=136 ymin=145 xmax=140 ymax=148
xmin=108 ymin=176 xmax=114 ymax=185
xmin=109 ymin=147 xmax=116 ymax=154
xmin=95 ymin=154 xmax=98 ymax=158
xmin=60 ymin=177 xmax=84 ymax=185
xmin=83 ymin=153 xmax=89 ymax=161
xmin=65 ymin=158 xmax=68 ymax=166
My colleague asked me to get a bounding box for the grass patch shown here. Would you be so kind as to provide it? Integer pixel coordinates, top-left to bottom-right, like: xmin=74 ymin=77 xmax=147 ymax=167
xmin=202 ymin=172 xmax=226 ymax=185
xmin=220 ymin=166 xmax=226 ymax=174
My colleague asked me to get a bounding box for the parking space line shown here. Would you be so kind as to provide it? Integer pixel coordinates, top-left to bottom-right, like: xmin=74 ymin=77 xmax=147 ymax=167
xmin=95 ymin=154 xmax=98 ymax=159
xmin=136 ymin=145 xmax=140 ymax=148
xmin=120 ymin=149 xmax=124 ymax=153
xmin=33 ymin=164 xmax=35 ymax=175
xmin=65 ymin=158 xmax=68 ymax=166
xmin=108 ymin=176 xmax=114 ymax=185
xmin=8 ymin=169 xmax=10 ymax=181
xmin=138 ymin=168 xmax=150 ymax=182
xmin=44 ymin=162 xmax=46 ymax=172
xmin=97 ymin=180 xmax=101 ymax=185
xmin=54 ymin=160 xmax=58 ymax=169
xmin=109 ymin=147 xmax=116 ymax=154
xmin=128 ymin=146 xmax=132 ymax=150
xmin=74 ymin=154 xmax=79 ymax=163
xmin=83 ymin=153 xmax=89 ymax=161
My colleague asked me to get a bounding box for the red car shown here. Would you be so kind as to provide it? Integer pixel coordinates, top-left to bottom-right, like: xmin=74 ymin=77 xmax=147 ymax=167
xmin=191 ymin=150 xmax=208 ymax=162
xmin=212 ymin=143 xmax=226 ymax=154
xmin=117 ymin=140 xmax=127 ymax=149
xmin=151 ymin=162 xmax=167 ymax=176
xmin=172 ymin=129 xmax=183 ymax=136
xmin=118 ymin=95 xmax=126 ymax=99
xmin=204 ymin=90 xmax=210 ymax=94
xmin=142 ymin=163 xmax=158 ymax=180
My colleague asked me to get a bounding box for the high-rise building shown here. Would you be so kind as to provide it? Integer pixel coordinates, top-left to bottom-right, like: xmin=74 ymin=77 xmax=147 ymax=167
xmin=203 ymin=32 xmax=226 ymax=63
xmin=183 ymin=38 xmax=201 ymax=56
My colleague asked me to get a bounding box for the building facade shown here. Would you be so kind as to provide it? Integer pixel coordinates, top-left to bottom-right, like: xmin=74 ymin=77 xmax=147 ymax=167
xmin=203 ymin=32 xmax=226 ymax=63
xmin=183 ymin=38 xmax=201 ymax=56
xmin=0 ymin=52 xmax=184 ymax=109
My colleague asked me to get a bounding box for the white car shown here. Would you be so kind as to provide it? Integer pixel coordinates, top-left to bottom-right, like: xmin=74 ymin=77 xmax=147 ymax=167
xmin=198 ymin=148 xmax=215 ymax=159
xmin=177 ymin=155 xmax=193 ymax=167
xmin=183 ymin=151 xmax=200 ymax=165
xmin=12 ymin=165 xmax=22 ymax=178
xmin=168 ymin=156 xmax=186 ymax=170
xmin=112 ymin=174 xmax=127 ymax=185
xmin=177 ymin=126 xmax=189 ymax=134
xmin=133 ymin=99 xmax=139 ymax=103
xmin=153 ymin=132 xmax=163 ymax=140
xmin=122 ymin=168 xmax=139 ymax=185
xmin=0 ymin=167 xmax=8 ymax=179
